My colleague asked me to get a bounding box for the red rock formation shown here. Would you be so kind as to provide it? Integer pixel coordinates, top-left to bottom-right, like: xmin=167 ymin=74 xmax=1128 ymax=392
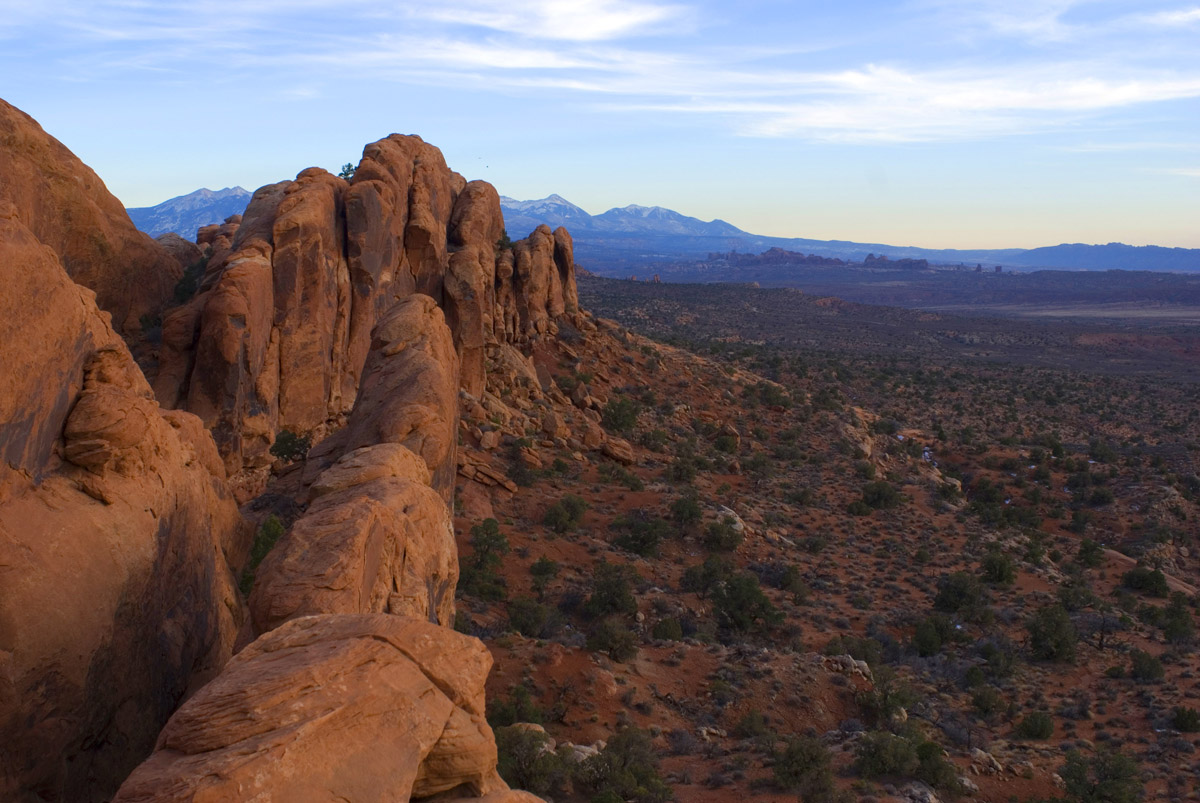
xmin=112 ymin=616 xmax=541 ymax=803
xmin=0 ymin=204 xmax=247 ymax=802
xmin=249 ymin=298 xmax=461 ymax=635
xmin=0 ymin=99 xmax=180 ymax=332
xmin=120 ymin=290 xmax=533 ymax=801
xmin=155 ymin=135 xmax=579 ymax=489
xmin=2 ymin=112 xmax=564 ymax=802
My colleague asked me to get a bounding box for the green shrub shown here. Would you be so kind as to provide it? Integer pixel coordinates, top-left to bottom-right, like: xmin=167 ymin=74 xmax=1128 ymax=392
xmin=612 ymin=513 xmax=670 ymax=557
xmin=487 ymin=685 xmax=544 ymax=727
xmin=495 ymin=725 xmax=569 ymax=797
xmin=587 ymin=617 xmax=639 ymax=661
xmin=1128 ymin=649 xmax=1163 ymax=683
xmin=601 ymin=397 xmax=641 ymax=434
xmin=860 ymin=480 xmax=901 ymax=509
xmin=575 ymin=728 xmax=671 ymax=803
xmin=1163 ymin=592 xmax=1196 ymax=644
xmin=980 ymin=549 xmax=1017 ymax=586
xmin=1170 ymin=706 xmax=1200 ymax=732
xmin=639 ymin=429 xmax=669 ymax=451
xmin=914 ymin=740 xmax=960 ymax=791
xmin=774 ymin=736 xmax=835 ymax=800
xmin=669 ymin=492 xmax=702 ymax=531
xmin=855 ymin=666 xmax=915 ymax=726
xmin=826 ymin=634 xmax=883 ymax=667
xmin=971 ymin=685 xmax=1007 ymax=720
xmin=934 ymin=571 xmax=987 ymax=616
xmin=703 ymin=516 xmax=743 ymax=551
xmin=270 ymin=429 xmax=311 ymax=462
xmin=508 ymin=597 xmax=562 ymax=639
xmin=582 ymin=560 xmax=639 ymax=619
xmin=459 ymin=518 xmax=510 ymax=601
xmin=239 ymin=515 xmax=285 ymax=595
xmin=1060 ymin=749 xmax=1142 ymax=803
xmin=544 ymin=494 xmax=588 ymax=533
xmin=681 ymin=555 xmax=733 ymax=598
xmin=855 ymin=730 xmax=918 ymax=778
xmin=733 ymin=708 xmax=771 ymax=739
xmin=853 ymin=460 xmax=876 ymax=479
xmin=1015 ymin=711 xmax=1055 ymax=739
xmin=598 ymin=462 xmax=644 ymax=491
xmin=1122 ymin=566 xmax=1169 ymax=597
xmin=912 ymin=614 xmax=953 ymax=657
xmin=711 ymin=572 xmax=782 ymax=634
xmin=530 ymin=556 xmax=559 ymax=600
xmin=172 ymin=256 xmax=208 ymax=304
xmin=651 ymin=617 xmax=683 ymax=641
xmin=1027 ymin=603 xmax=1077 ymax=662
xmin=846 ymin=500 xmax=873 ymax=516
xmin=714 ymin=433 xmax=739 ymax=453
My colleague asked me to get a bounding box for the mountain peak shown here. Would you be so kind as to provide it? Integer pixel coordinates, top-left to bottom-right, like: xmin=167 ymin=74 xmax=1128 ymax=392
xmin=127 ymin=186 xmax=253 ymax=239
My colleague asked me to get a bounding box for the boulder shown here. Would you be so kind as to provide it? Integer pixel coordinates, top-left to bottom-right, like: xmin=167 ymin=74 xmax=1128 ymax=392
xmin=249 ymin=476 xmax=458 ymax=632
xmin=602 ymin=437 xmax=636 ymax=465
xmin=112 ymin=615 xmax=514 ymax=803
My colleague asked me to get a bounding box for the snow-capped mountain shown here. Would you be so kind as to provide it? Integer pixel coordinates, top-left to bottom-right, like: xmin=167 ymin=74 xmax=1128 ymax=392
xmin=499 ymin=195 xmax=747 ymax=239
xmin=127 ymin=187 xmax=252 ymax=239
xmin=590 ymin=204 xmax=746 ymax=236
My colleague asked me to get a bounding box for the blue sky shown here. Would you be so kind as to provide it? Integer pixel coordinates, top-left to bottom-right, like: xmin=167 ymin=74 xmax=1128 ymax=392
xmin=2 ymin=0 xmax=1197 ymax=248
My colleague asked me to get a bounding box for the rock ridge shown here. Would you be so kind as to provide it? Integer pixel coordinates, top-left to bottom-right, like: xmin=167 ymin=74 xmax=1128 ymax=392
xmin=156 ymin=134 xmax=579 ymax=497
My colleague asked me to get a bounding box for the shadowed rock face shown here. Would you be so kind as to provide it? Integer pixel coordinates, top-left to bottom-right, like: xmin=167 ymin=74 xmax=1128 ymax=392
xmin=155 ymin=134 xmax=578 ymax=488
xmin=0 ymin=205 xmax=247 ymax=803
xmin=0 ymin=99 xmax=180 ymax=333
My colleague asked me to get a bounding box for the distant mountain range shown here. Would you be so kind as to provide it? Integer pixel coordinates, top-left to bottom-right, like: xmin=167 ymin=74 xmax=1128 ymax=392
xmin=126 ymin=187 xmax=1200 ymax=274
xmin=500 ymin=195 xmax=1200 ymax=275
xmin=127 ymin=187 xmax=251 ymax=239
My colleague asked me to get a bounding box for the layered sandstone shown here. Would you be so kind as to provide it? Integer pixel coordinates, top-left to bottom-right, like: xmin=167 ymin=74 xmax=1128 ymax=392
xmin=156 ymin=134 xmax=579 ymax=487
xmin=0 ymin=204 xmax=247 ymax=802
xmin=0 ymin=99 xmax=180 ymax=332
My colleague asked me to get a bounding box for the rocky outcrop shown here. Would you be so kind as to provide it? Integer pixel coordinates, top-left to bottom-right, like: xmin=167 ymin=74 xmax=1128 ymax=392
xmin=0 ymin=99 xmax=180 ymax=332
xmin=118 ymin=291 xmax=532 ymax=801
xmin=0 ymin=205 xmax=247 ymax=802
xmin=248 ymin=297 xmax=460 ymax=635
xmin=113 ymin=615 xmax=514 ymax=803
xmin=2 ymin=111 xmax=559 ymax=802
xmin=153 ymin=232 xmax=204 ymax=270
xmin=155 ymin=134 xmax=579 ymax=488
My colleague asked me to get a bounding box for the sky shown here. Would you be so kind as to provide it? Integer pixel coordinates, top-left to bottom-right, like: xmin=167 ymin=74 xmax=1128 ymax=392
xmin=1 ymin=0 xmax=1198 ymax=249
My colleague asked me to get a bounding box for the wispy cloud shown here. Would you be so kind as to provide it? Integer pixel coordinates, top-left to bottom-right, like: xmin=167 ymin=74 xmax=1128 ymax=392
xmin=1161 ymin=167 xmax=1200 ymax=177
xmin=917 ymin=0 xmax=1088 ymax=41
xmin=5 ymin=0 xmax=1200 ymax=145
xmin=402 ymin=0 xmax=688 ymax=41
xmin=1140 ymin=6 xmax=1200 ymax=25
xmin=594 ymin=65 xmax=1200 ymax=142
